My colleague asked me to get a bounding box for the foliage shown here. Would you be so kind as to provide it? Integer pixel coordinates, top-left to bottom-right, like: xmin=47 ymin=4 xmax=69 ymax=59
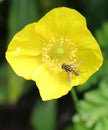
xmin=72 ymin=82 xmax=108 ymax=130
xmin=31 ymin=100 xmax=57 ymax=130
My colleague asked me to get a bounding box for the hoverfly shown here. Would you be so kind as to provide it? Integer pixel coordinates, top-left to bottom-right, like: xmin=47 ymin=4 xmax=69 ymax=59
xmin=62 ymin=63 xmax=80 ymax=84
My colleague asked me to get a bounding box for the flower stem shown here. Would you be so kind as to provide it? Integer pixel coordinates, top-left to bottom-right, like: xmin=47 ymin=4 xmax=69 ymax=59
xmin=71 ymin=88 xmax=78 ymax=104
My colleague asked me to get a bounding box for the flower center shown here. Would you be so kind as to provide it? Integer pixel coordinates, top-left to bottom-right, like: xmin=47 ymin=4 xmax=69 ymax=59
xmin=56 ymin=47 xmax=64 ymax=55
xmin=42 ymin=36 xmax=78 ymax=71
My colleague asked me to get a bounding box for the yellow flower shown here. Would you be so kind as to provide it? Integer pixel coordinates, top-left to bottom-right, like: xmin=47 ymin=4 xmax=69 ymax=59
xmin=6 ymin=7 xmax=103 ymax=101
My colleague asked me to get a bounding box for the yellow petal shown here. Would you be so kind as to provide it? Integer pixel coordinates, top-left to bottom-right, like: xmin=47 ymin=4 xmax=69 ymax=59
xmin=76 ymin=29 xmax=103 ymax=83
xmin=34 ymin=7 xmax=86 ymax=41
xmin=31 ymin=64 xmax=73 ymax=101
xmin=6 ymin=23 xmax=45 ymax=79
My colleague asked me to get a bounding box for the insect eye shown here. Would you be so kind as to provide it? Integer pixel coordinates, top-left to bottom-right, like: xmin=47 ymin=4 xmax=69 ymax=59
xmin=61 ymin=64 xmax=64 ymax=69
xmin=61 ymin=63 xmax=66 ymax=69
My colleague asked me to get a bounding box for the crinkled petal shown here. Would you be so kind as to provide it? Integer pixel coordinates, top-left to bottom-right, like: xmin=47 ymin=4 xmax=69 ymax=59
xmin=76 ymin=29 xmax=103 ymax=83
xmin=31 ymin=64 xmax=73 ymax=100
xmin=34 ymin=7 xmax=86 ymax=41
xmin=6 ymin=23 xmax=45 ymax=79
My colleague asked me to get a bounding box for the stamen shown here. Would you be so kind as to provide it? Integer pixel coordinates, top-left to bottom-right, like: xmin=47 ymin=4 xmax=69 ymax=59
xmin=42 ymin=36 xmax=78 ymax=71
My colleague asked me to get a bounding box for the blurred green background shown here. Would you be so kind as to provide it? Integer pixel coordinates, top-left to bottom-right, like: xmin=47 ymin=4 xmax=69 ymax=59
xmin=0 ymin=0 xmax=108 ymax=130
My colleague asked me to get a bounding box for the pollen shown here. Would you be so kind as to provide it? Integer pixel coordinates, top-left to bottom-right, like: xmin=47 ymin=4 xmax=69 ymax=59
xmin=42 ymin=36 xmax=78 ymax=71
xmin=56 ymin=47 xmax=64 ymax=55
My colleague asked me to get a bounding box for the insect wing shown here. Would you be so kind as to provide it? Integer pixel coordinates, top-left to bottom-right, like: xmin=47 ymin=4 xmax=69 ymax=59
xmin=67 ymin=72 xmax=72 ymax=85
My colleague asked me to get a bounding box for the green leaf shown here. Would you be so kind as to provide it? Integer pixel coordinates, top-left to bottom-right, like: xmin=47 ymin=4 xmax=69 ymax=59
xmin=99 ymin=77 xmax=108 ymax=98
xmin=84 ymin=90 xmax=108 ymax=105
xmin=64 ymin=125 xmax=73 ymax=130
xmin=94 ymin=117 xmax=108 ymax=130
xmin=0 ymin=64 xmax=8 ymax=104
xmin=73 ymin=84 xmax=108 ymax=129
xmin=73 ymin=122 xmax=92 ymax=130
xmin=0 ymin=0 xmax=5 ymax=3
xmin=76 ymin=74 xmax=98 ymax=92
xmin=31 ymin=100 xmax=57 ymax=130
xmin=8 ymin=0 xmax=39 ymax=39
xmin=7 ymin=66 xmax=26 ymax=104
xmin=95 ymin=22 xmax=108 ymax=49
